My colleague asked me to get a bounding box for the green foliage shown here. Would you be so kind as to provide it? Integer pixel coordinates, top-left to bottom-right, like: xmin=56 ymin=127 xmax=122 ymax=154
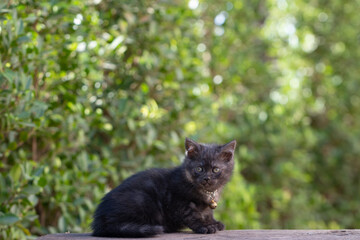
xmin=1 ymin=0 xmax=360 ymax=238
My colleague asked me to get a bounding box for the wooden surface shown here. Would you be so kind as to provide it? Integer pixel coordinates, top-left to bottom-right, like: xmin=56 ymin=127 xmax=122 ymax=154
xmin=38 ymin=230 xmax=360 ymax=240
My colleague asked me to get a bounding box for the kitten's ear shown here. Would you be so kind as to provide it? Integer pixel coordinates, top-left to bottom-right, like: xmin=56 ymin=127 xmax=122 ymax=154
xmin=219 ymin=140 xmax=237 ymax=162
xmin=185 ymin=138 xmax=200 ymax=159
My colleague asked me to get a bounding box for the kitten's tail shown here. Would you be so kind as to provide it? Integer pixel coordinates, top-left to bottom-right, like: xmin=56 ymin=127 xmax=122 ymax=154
xmin=92 ymin=223 xmax=164 ymax=238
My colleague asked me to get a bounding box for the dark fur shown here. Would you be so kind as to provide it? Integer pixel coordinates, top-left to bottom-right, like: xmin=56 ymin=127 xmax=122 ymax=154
xmin=91 ymin=138 xmax=236 ymax=237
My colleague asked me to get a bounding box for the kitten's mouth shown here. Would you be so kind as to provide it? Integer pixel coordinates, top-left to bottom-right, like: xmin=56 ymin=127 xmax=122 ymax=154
xmin=201 ymin=181 xmax=212 ymax=187
xmin=200 ymin=182 xmax=216 ymax=191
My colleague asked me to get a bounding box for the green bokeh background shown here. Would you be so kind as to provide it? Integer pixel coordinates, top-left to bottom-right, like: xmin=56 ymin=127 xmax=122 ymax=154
xmin=1 ymin=0 xmax=360 ymax=238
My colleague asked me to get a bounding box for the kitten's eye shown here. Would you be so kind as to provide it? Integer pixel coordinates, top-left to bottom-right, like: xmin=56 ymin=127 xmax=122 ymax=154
xmin=195 ymin=167 xmax=203 ymax=173
xmin=212 ymin=167 xmax=220 ymax=173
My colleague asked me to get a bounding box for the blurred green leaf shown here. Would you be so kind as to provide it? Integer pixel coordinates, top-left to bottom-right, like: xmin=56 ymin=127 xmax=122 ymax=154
xmin=17 ymin=36 xmax=30 ymax=44
xmin=9 ymin=164 xmax=22 ymax=182
xmin=33 ymin=166 xmax=44 ymax=177
xmin=23 ymin=185 xmax=41 ymax=195
xmin=37 ymin=176 xmax=47 ymax=187
xmin=0 ymin=214 xmax=20 ymax=225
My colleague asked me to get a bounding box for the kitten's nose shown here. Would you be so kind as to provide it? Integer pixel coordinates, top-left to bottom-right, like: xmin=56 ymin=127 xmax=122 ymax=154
xmin=203 ymin=176 xmax=210 ymax=182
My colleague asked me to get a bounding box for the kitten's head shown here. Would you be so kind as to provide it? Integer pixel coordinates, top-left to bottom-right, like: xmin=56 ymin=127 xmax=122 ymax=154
xmin=183 ymin=138 xmax=236 ymax=192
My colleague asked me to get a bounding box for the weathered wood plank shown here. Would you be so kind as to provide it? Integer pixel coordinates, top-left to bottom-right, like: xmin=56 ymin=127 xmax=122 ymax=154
xmin=38 ymin=230 xmax=360 ymax=240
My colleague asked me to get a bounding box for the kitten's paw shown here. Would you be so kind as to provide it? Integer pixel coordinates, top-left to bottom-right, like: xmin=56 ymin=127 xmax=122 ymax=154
xmin=194 ymin=224 xmax=217 ymax=234
xmin=194 ymin=227 xmax=208 ymax=234
xmin=215 ymin=221 xmax=225 ymax=231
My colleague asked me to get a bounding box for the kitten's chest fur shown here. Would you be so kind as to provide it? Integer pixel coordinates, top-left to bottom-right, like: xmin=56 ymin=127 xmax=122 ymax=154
xmin=161 ymin=168 xmax=211 ymax=229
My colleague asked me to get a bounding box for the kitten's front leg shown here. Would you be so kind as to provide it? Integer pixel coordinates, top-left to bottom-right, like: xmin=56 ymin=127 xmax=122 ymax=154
xmin=183 ymin=202 xmax=221 ymax=234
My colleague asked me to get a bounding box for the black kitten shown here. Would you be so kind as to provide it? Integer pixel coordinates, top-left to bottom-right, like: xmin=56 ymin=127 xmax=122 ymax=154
xmin=91 ymin=138 xmax=236 ymax=237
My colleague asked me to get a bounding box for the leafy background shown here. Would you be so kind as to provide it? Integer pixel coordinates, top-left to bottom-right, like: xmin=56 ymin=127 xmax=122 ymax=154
xmin=1 ymin=0 xmax=360 ymax=239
